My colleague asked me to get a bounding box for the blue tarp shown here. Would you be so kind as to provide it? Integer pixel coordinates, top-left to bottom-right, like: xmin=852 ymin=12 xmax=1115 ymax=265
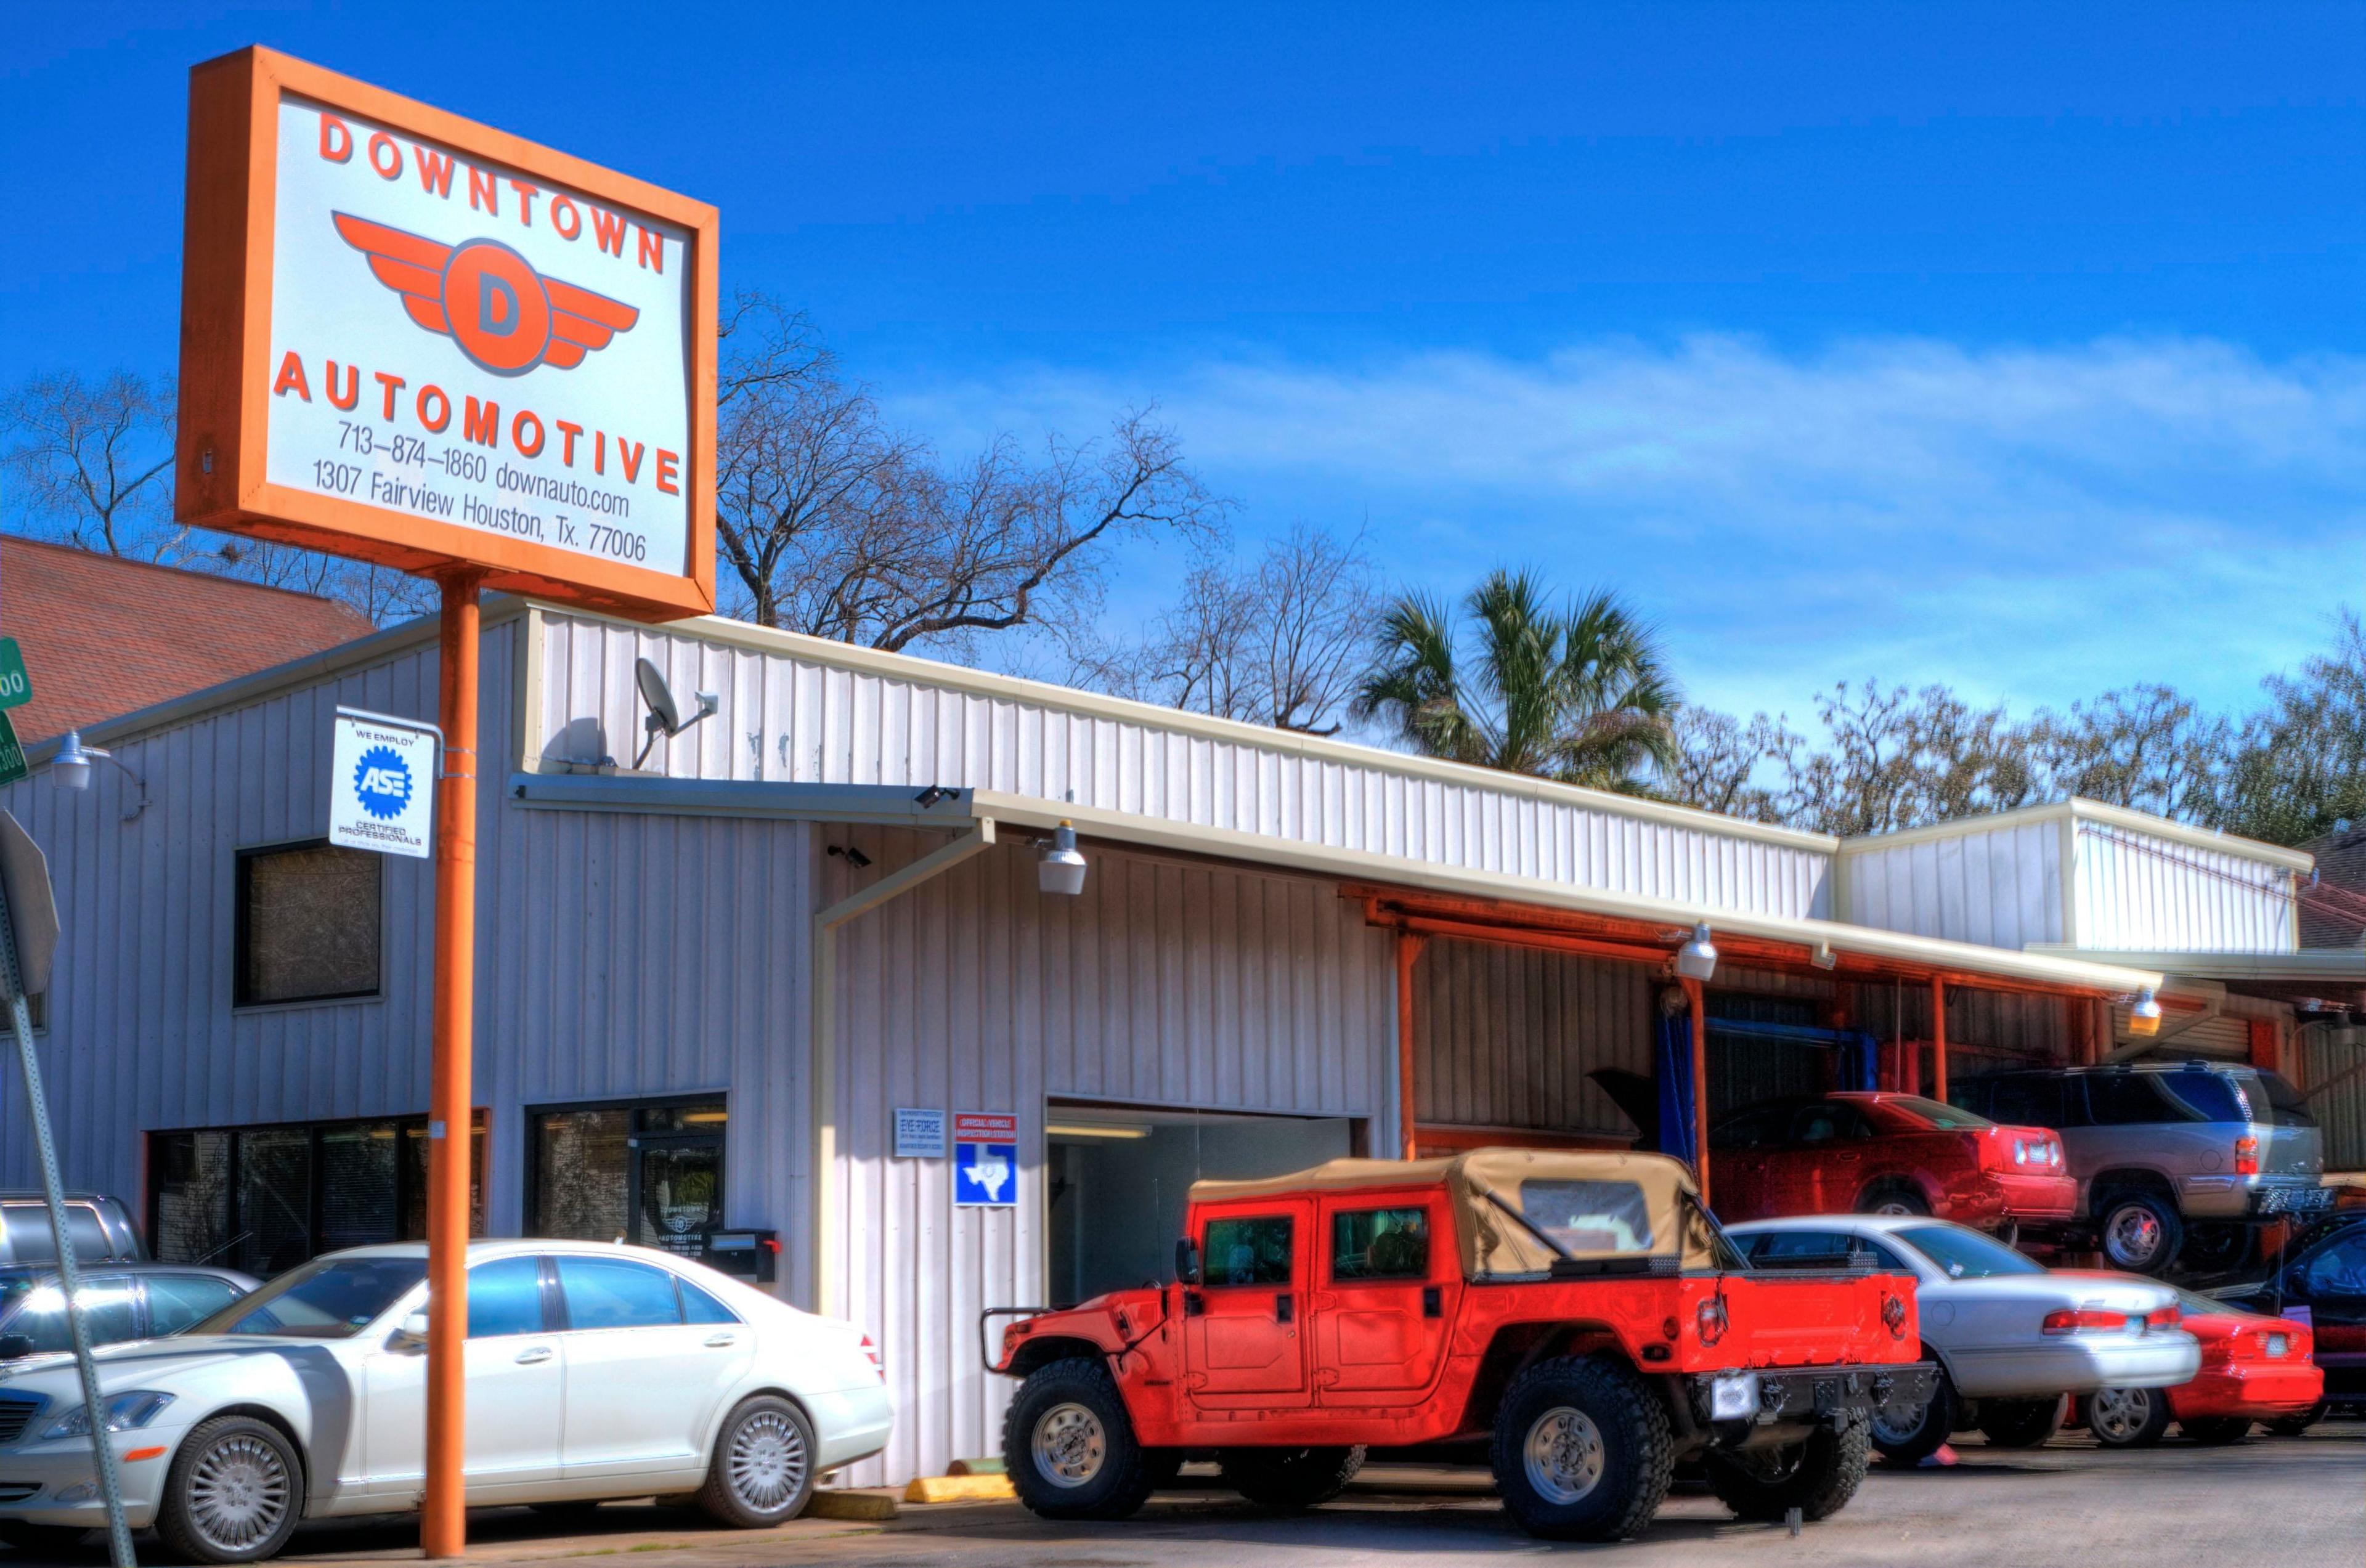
xmin=1653 ymin=1010 xmax=1696 ymax=1161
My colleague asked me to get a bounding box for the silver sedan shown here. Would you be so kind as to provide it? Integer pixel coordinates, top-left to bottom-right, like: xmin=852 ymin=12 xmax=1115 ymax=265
xmin=1727 ymin=1215 xmax=2200 ymax=1463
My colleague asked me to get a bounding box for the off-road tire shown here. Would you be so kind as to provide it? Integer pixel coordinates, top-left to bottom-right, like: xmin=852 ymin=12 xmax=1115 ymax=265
xmin=2094 ymin=1189 xmax=2184 ymax=1277
xmin=2181 ymin=1416 xmax=2253 ymax=1445
xmin=696 ymin=1395 xmax=817 ymax=1527
xmin=1870 ymin=1359 xmax=1958 ymax=1466
xmin=1002 ymin=1356 xmax=1155 ymax=1522
xmin=1489 ymin=1355 xmax=1673 ymax=1542
xmin=0 ymin=1522 xmax=91 ymax=1553
xmin=1217 ymin=1446 xmax=1365 ymax=1508
xmin=156 ymin=1413 xmax=306 ymax=1565
xmin=1856 ymin=1181 xmax=1930 ymax=1217
xmin=1978 ymin=1395 xmax=2067 ymax=1449
xmin=2083 ymin=1387 xmax=2172 ymax=1448
xmin=2264 ymin=1402 xmax=2327 ymax=1439
xmin=1703 ymin=1417 xmax=1871 ymax=1523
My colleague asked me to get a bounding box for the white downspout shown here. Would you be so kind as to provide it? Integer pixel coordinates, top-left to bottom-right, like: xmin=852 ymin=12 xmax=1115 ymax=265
xmin=807 ymin=818 xmax=997 ymax=1317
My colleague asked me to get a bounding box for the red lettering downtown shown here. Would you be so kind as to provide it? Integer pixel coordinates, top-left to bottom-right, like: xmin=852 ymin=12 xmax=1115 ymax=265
xmin=318 ymin=113 xmax=671 ymax=274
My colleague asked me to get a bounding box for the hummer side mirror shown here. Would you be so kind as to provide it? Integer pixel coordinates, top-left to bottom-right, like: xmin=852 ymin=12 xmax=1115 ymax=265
xmin=1174 ymin=1239 xmax=1201 ymax=1286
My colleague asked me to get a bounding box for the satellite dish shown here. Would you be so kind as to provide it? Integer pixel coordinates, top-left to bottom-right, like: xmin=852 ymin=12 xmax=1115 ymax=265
xmin=636 ymin=657 xmax=681 ymax=736
xmin=633 ymin=657 xmax=720 ymax=768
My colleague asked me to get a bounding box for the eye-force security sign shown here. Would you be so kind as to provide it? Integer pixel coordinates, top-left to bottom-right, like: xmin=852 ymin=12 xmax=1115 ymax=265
xmin=329 ymin=709 xmax=437 ymax=858
xmin=953 ymin=1113 xmax=1019 ymax=1208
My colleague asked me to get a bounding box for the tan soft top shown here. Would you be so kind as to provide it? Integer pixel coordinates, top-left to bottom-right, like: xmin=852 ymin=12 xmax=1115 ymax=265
xmin=1190 ymin=1148 xmax=1717 ymax=1277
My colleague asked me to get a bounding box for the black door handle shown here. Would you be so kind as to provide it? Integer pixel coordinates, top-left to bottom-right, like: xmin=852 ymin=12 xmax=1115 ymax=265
xmin=1275 ymin=1294 xmax=1293 ymax=1324
xmin=1422 ymin=1285 xmax=1442 ymax=1318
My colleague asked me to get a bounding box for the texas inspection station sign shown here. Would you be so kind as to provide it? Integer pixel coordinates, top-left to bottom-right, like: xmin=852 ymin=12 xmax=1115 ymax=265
xmin=175 ymin=47 xmax=718 ymax=620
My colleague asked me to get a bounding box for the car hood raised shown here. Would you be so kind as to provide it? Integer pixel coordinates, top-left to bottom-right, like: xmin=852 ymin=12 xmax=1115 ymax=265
xmin=0 ymin=1336 xmax=331 ymax=1400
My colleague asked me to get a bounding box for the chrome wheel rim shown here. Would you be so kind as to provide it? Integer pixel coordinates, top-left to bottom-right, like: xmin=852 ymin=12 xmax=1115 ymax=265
xmin=726 ymin=1409 xmax=809 ymax=1514
xmin=1871 ymin=1199 xmax=1918 ymax=1216
xmin=185 ymin=1433 xmax=292 ymax=1553
xmin=2105 ymin=1207 xmax=2164 ymax=1267
xmin=2089 ymin=1387 xmax=2152 ymax=1442
xmin=1522 ymin=1406 xmax=1605 ymax=1506
xmin=1032 ymin=1402 xmax=1106 ymax=1489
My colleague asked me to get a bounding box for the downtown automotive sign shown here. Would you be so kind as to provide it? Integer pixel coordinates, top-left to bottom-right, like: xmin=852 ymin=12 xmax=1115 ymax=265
xmin=175 ymin=47 xmax=717 ymax=619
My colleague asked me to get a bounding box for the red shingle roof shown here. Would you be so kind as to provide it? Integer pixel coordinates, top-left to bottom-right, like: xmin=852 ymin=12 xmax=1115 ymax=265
xmin=1 ymin=537 xmax=378 ymax=745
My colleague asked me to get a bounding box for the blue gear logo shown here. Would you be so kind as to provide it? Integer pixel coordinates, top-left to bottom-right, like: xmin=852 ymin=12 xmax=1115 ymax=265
xmin=352 ymin=745 xmax=414 ymax=820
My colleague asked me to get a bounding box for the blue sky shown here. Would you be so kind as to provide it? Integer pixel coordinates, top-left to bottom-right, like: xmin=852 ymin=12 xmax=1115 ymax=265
xmin=6 ymin=2 xmax=2364 ymax=721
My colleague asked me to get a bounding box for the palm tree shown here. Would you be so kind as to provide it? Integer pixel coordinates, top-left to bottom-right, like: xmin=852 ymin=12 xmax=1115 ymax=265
xmin=1352 ymin=571 xmax=1680 ymax=792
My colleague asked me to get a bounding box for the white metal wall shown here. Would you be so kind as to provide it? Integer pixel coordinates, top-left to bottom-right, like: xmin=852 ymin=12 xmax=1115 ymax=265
xmin=1840 ymin=820 xmax=2067 ymax=950
xmin=535 ymin=610 xmax=1837 ymax=920
xmin=0 ymin=627 xmax=476 ymax=1194
xmin=2073 ymin=823 xmax=2297 ymax=953
xmin=1417 ymin=940 xmax=1652 ymax=1136
xmin=824 ymin=830 xmax=1395 ymax=1483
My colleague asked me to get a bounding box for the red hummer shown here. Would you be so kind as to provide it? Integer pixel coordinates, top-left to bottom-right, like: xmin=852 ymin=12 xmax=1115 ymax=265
xmin=987 ymin=1149 xmax=1935 ymax=1542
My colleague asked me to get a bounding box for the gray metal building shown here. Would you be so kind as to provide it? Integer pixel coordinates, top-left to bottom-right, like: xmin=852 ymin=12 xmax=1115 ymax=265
xmin=8 ymin=599 xmax=2325 ymax=1482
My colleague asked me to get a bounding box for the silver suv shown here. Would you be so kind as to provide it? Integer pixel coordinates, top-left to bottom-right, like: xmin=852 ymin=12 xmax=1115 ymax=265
xmin=1953 ymin=1062 xmax=2327 ymax=1275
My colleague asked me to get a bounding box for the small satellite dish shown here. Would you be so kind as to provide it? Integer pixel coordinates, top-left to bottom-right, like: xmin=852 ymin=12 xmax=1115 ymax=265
xmin=633 ymin=656 xmax=720 ymax=768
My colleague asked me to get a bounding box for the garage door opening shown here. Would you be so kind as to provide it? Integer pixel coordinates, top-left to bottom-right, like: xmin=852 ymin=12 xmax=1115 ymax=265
xmin=1046 ymin=1103 xmax=1361 ymax=1308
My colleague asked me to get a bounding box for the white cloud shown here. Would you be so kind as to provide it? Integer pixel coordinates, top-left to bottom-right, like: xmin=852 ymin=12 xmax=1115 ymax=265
xmin=880 ymin=336 xmax=2366 ymax=720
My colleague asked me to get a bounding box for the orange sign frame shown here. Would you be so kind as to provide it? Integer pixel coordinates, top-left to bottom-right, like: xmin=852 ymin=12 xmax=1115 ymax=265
xmin=176 ymin=46 xmax=718 ymax=621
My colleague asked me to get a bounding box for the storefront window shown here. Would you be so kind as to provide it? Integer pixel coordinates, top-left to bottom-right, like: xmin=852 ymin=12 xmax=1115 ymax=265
xmin=529 ymin=1100 xmax=725 ymax=1261
xmin=148 ymin=1114 xmax=484 ymax=1275
xmin=235 ymin=842 xmax=382 ymax=1007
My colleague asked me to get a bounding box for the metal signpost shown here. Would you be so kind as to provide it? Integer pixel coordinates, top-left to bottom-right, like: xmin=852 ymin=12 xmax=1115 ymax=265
xmin=0 ymin=811 xmax=133 ymax=1568
xmin=174 ymin=47 xmax=717 ymax=1556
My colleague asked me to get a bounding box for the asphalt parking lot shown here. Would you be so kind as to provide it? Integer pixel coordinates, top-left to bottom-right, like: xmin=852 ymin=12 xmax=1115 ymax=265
xmin=9 ymin=1421 xmax=2348 ymax=1568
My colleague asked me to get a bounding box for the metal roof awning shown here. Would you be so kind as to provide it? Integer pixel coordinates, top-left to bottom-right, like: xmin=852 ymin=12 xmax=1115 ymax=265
xmin=512 ymin=773 xmax=2168 ymax=1002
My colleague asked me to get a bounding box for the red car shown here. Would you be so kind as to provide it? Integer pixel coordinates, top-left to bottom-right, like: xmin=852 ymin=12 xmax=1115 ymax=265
xmin=2084 ymin=1290 xmax=2322 ymax=1446
xmin=1708 ymin=1092 xmax=2075 ymax=1229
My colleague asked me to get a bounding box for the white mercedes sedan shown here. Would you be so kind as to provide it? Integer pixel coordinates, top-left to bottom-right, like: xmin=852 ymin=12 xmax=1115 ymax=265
xmin=1728 ymin=1215 xmax=2198 ymax=1463
xmin=0 ymin=1240 xmax=890 ymax=1562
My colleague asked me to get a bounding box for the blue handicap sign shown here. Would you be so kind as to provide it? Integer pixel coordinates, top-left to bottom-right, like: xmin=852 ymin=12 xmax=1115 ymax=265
xmin=954 ymin=1142 xmax=1018 ymax=1206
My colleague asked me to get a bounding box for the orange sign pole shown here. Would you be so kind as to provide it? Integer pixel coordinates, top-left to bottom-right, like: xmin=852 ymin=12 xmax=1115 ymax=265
xmin=423 ymin=569 xmax=483 ymax=1559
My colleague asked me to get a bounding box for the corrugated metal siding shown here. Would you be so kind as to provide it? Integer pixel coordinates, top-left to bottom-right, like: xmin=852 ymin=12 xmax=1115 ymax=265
xmin=2075 ymin=824 xmax=2297 ymax=953
xmin=0 ymin=612 xmax=812 ymax=1274
xmin=1840 ymin=823 xmax=2066 ymax=949
xmin=2299 ymin=1025 xmax=2366 ymax=1172
xmin=0 ymin=628 xmax=479 ymax=1193
xmin=1415 ymin=939 xmax=1651 ymax=1135
xmin=537 ymin=611 xmax=1835 ymax=920
xmin=825 ymin=832 xmax=1394 ymax=1483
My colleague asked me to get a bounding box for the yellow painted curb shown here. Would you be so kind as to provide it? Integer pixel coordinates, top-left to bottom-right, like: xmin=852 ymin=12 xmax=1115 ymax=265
xmin=807 ymin=1489 xmax=902 ymax=1521
xmin=903 ymin=1473 xmax=1017 ymax=1504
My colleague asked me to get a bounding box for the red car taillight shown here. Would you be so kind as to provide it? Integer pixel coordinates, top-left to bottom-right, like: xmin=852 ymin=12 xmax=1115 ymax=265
xmin=2235 ymin=1135 xmax=2260 ymax=1177
xmin=2043 ymin=1309 xmax=2129 ymax=1335
xmin=2145 ymin=1306 xmax=2180 ymax=1331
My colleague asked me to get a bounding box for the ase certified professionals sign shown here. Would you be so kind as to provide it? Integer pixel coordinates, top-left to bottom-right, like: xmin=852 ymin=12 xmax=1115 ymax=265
xmin=328 ymin=709 xmax=437 ymax=858
xmin=176 ymin=47 xmax=717 ymax=621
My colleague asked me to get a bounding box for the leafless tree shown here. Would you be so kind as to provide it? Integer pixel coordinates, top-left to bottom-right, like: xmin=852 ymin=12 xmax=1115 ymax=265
xmin=1667 ymin=707 xmax=1790 ymax=823
xmin=1142 ymin=524 xmax=1381 ymax=734
xmin=712 ymin=291 xmax=1221 ymax=654
xmin=2032 ymin=684 xmax=2226 ymax=821
xmin=1 ymin=370 xmax=181 ymax=559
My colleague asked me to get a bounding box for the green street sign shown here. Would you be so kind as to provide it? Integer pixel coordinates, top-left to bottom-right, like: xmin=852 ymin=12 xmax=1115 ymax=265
xmin=0 ymin=715 xmax=23 ymax=789
xmin=0 ymin=641 xmax=29 ymax=712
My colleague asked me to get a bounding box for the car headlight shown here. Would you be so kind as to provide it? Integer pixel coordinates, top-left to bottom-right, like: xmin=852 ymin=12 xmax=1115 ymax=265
xmin=43 ymin=1392 xmax=176 ymax=1440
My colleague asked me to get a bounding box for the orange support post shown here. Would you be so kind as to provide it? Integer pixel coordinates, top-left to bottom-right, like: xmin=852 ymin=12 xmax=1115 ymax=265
xmin=1683 ymin=977 xmax=1710 ymax=1210
xmin=1394 ymin=932 xmax=1426 ymax=1160
xmin=1930 ymin=977 xmax=1948 ymax=1103
xmin=423 ymin=571 xmax=482 ymax=1559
